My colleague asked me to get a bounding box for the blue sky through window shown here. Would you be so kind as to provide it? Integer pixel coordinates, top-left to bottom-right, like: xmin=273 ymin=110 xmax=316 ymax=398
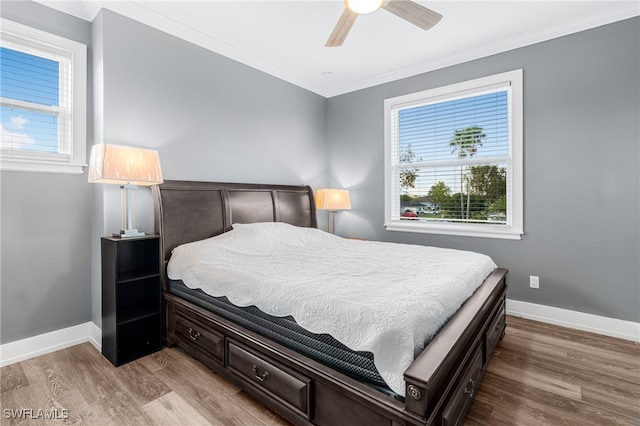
xmin=0 ymin=47 xmax=60 ymax=153
xmin=397 ymin=90 xmax=509 ymax=195
xmin=398 ymin=91 xmax=509 ymax=162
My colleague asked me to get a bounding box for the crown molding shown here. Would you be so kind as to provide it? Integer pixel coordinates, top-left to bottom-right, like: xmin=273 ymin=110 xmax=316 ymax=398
xmin=99 ymin=1 xmax=331 ymax=97
xmin=325 ymin=2 xmax=640 ymax=97
xmin=33 ymin=1 xmax=639 ymax=98
xmin=33 ymin=0 xmax=102 ymax=22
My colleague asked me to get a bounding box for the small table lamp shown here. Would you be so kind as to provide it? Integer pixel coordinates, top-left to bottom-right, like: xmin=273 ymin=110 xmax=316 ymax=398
xmin=315 ymin=188 xmax=351 ymax=234
xmin=88 ymin=143 xmax=163 ymax=238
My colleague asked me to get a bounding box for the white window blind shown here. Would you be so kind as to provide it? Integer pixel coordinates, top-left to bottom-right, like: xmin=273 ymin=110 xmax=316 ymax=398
xmin=0 ymin=18 xmax=86 ymax=174
xmin=384 ymin=70 xmax=523 ymax=239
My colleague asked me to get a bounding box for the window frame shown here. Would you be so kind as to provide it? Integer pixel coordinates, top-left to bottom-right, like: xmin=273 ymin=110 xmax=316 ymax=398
xmin=384 ymin=69 xmax=523 ymax=240
xmin=0 ymin=18 xmax=87 ymax=174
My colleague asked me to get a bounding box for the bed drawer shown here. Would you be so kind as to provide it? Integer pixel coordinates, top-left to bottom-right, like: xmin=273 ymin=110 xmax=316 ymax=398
xmin=174 ymin=310 xmax=224 ymax=364
xmin=485 ymin=301 xmax=506 ymax=363
xmin=227 ymin=340 xmax=311 ymax=418
xmin=441 ymin=344 xmax=483 ymax=426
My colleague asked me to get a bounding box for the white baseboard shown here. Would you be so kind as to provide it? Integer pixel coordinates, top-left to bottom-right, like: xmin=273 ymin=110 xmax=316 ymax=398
xmin=89 ymin=322 xmax=102 ymax=351
xmin=0 ymin=321 xmax=102 ymax=367
xmin=506 ymin=299 xmax=640 ymax=342
xmin=1 ymin=302 xmax=638 ymax=367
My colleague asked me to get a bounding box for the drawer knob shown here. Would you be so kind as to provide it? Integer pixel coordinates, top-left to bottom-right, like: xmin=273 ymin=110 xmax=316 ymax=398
xmin=464 ymin=379 xmax=475 ymax=398
xmin=251 ymin=364 xmax=270 ymax=382
xmin=188 ymin=327 xmax=200 ymax=341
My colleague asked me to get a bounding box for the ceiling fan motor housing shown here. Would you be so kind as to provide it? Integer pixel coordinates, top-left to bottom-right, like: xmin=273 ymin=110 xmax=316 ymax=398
xmin=345 ymin=0 xmax=384 ymax=15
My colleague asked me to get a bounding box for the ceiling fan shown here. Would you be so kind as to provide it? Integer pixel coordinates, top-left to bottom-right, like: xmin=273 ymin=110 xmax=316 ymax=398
xmin=326 ymin=0 xmax=442 ymax=47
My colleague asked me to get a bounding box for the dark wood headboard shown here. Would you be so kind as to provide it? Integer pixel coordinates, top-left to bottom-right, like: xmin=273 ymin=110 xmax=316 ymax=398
xmin=153 ymin=180 xmax=317 ymax=265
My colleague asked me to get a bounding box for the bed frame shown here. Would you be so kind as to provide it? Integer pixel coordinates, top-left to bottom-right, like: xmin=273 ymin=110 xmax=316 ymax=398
xmin=153 ymin=180 xmax=507 ymax=426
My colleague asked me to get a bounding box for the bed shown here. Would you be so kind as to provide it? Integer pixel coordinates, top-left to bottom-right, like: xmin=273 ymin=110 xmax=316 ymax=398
xmin=153 ymin=180 xmax=507 ymax=426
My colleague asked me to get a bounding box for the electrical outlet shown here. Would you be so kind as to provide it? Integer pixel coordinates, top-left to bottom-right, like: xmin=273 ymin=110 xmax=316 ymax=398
xmin=530 ymin=275 xmax=540 ymax=289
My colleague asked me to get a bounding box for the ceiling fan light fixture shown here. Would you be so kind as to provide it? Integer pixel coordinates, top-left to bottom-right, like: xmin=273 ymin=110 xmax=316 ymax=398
xmin=345 ymin=0 xmax=383 ymax=15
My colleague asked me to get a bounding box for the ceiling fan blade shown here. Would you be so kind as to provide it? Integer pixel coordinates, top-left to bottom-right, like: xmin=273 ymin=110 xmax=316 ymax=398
xmin=326 ymin=8 xmax=359 ymax=47
xmin=382 ymin=0 xmax=442 ymax=31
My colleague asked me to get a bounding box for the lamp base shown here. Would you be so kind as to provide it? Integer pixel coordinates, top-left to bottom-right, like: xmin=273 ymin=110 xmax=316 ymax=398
xmin=113 ymin=229 xmax=146 ymax=238
xmin=328 ymin=210 xmax=336 ymax=234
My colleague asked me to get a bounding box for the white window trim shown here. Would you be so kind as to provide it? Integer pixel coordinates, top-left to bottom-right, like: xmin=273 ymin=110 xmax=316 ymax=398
xmin=0 ymin=18 xmax=87 ymax=174
xmin=384 ymin=69 xmax=523 ymax=240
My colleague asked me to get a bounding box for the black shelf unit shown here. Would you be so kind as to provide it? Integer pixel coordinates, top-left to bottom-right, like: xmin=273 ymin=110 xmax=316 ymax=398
xmin=101 ymin=235 xmax=162 ymax=366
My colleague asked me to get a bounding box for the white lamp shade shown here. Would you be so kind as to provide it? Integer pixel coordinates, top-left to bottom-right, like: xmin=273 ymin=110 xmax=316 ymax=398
xmin=88 ymin=143 xmax=163 ymax=186
xmin=315 ymin=188 xmax=351 ymax=211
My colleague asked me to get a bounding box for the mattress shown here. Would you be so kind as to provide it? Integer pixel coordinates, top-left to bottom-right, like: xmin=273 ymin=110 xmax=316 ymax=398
xmin=168 ymin=279 xmax=399 ymax=399
xmin=168 ymin=221 xmax=497 ymax=395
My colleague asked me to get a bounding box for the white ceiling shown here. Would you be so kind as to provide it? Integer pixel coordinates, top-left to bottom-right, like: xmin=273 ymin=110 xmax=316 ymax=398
xmin=35 ymin=1 xmax=639 ymax=97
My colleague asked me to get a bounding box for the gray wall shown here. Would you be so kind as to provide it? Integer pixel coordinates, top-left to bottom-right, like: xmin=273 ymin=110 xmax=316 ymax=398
xmin=1 ymin=3 xmax=328 ymax=341
xmin=90 ymin=10 xmax=328 ymax=325
xmin=1 ymin=2 xmax=637 ymax=345
xmin=0 ymin=1 xmax=93 ymax=343
xmin=327 ymin=17 xmax=640 ymax=322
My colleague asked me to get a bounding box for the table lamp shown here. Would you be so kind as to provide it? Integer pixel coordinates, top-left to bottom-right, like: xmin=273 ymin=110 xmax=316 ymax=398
xmin=88 ymin=143 xmax=163 ymax=238
xmin=315 ymin=188 xmax=351 ymax=234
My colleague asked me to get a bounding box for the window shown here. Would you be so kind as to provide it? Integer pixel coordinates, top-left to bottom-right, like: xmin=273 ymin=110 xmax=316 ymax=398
xmin=384 ymin=70 xmax=523 ymax=239
xmin=0 ymin=18 xmax=86 ymax=174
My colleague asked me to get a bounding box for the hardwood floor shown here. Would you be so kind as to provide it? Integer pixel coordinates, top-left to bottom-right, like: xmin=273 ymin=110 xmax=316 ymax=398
xmin=1 ymin=315 xmax=638 ymax=425
xmin=0 ymin=341 xmax=288 ymax=426
xmin=467 ymin=316 xmax=639 ymax=425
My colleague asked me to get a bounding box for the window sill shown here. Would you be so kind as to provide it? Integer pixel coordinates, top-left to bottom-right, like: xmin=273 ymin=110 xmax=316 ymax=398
xmin=0 ymin=158 xmax=86 ymax=174
xmin=384 ymin=221 xmax=523 ymax=240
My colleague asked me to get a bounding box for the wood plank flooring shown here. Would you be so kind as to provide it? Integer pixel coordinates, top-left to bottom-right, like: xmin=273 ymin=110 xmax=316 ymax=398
xmin=467 ymin=316 xmax=640 ymax=425
xmin=1 ymin=315 xmax=638 ymax=425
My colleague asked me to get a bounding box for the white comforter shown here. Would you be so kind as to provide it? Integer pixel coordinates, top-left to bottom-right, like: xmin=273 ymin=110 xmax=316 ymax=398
xmin=168 ymin=222 xmax=496 ymax=396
